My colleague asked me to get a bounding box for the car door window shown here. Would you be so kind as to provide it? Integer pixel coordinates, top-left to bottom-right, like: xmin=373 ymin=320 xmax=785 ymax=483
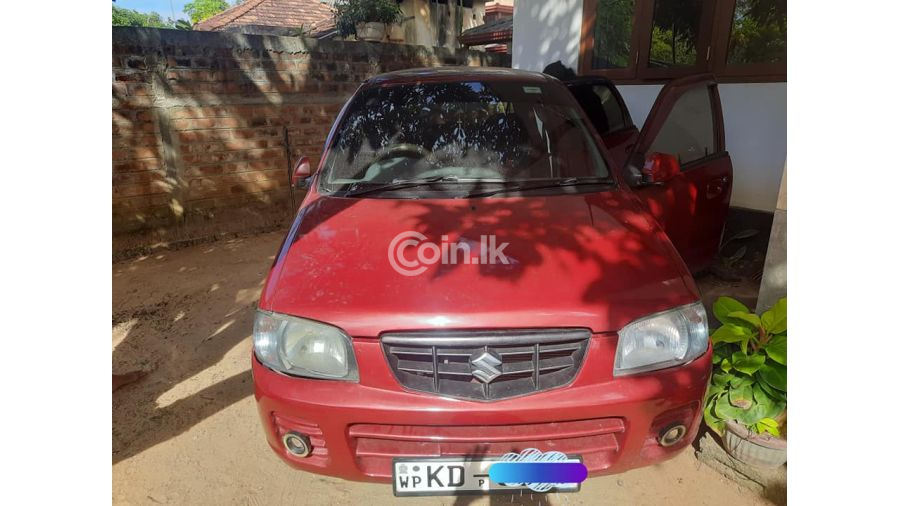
xmin=648 ymin=85 xmax=715 ymax=165
xmin=569 ymin=84 xmax=630 ymax=136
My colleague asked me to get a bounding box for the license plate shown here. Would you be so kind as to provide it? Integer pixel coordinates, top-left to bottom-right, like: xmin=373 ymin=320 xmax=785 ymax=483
xmin=392 ymin=457 xmax=582 ymax=497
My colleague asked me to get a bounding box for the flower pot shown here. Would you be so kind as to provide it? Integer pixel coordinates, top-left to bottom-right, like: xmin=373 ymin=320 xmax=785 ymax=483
xmin=355 ymin=22 xmax=386 ymax=42
xmin=723 ymin=420 xmax=787 ymax=468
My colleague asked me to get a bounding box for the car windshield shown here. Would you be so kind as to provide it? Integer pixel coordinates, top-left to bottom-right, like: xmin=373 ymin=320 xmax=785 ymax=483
xmin=318 ymin=80 xmax=611 ymax=196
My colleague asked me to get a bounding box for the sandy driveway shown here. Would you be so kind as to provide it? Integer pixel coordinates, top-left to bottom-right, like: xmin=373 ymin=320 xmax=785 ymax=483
xmin=112 ymin=231 xmax=770 ymax=505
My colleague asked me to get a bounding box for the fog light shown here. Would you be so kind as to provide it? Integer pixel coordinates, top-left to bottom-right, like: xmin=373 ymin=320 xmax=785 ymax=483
xmin=283 ymin=432 xmax=312 ymax=457
xmin=658 ymin=424 xmax=687 ymax=447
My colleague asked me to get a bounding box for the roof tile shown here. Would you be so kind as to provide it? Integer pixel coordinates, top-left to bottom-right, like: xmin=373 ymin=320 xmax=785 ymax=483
xmin=195 ymin=0 xmax=334 ymax=32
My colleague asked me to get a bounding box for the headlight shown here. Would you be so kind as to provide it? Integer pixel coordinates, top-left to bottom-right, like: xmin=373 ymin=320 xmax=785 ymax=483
xmin=253 ymin=310 xmax=359 ymax=381
xmin=614 ymin=302 xmax=708 ymax=376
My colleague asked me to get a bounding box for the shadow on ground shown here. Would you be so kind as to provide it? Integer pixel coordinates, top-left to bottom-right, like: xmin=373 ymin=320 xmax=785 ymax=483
xmin=112 ymin=233 xmax=282 ymax=464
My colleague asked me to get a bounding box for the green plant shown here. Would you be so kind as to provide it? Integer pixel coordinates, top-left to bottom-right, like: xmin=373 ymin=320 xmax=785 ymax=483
xmin=333 ymin=0 xmax=404 ymax=37
xmin=704 ymin=296 xmax=786 ymax=437
xmin=288 ymin=25 xmax=314 ymax=38
xmin=184 ymin=0 xmax=230 ymax=24
xmin=112 ymin=5 xmax=174 ymax=28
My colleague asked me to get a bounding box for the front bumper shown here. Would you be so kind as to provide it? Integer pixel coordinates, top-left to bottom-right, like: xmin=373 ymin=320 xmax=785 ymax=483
xmin=252 ymin=336 xmax=712 ymax=483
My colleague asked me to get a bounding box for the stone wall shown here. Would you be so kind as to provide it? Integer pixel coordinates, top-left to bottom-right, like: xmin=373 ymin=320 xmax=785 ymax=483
xmin=112 ymin=27 xmax=509 ymax=247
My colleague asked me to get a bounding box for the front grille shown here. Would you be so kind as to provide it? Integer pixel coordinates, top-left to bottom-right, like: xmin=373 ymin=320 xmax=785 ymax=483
xmin=382 ymin=329 xmax=590 ymax=401
xmin=349 ymin=418 xmax=625 ymax=478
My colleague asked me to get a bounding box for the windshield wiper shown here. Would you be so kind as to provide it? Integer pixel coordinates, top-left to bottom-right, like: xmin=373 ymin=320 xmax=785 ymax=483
xmin=342 ymin=176 xmax=460 ymax=197
xmin=465 ymin=177 xmax=615 ymax=198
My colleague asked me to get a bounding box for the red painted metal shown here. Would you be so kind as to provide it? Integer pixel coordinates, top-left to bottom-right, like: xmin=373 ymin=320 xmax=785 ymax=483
xmin=259 ymin=191 xmax=699 ymax=336
xmin=642 ymin=152 xmax=682 ymax=183
xmin=253 ymin=341 xmax=711 ymax=482
xmin=290 ymin=156 xmax=310 ymax=186
xmin=598 ymin=125 xmax=639 ymax=169
xmin=348 ymin=418 xmax=625 ymax=477
xmin=253 ymin=68 xmax=721 ymax=484
xmin=628 ymin=74 xmax=733 ymax=271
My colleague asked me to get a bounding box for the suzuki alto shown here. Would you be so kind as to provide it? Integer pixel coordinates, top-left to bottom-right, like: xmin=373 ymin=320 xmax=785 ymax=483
xmin=252 ymin=67 xmax=732 ymax=496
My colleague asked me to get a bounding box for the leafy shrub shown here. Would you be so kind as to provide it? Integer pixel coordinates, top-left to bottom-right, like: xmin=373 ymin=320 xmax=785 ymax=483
xmin=112 ymin=6 xmax=174 ymax=28
xmin=184 ymin=0 xmax=230 ymax=24
xmin=704 ymin=296 xmax=786 ymax=437
xmin=334 ymin=0 xmax=404 ymax=37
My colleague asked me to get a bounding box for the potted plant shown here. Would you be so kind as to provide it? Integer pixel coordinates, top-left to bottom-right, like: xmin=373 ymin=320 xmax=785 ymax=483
xmin=334 ymin=0 xmax=404 ymax=42
xmin=703 ymin=296 xmax=787 ymax=468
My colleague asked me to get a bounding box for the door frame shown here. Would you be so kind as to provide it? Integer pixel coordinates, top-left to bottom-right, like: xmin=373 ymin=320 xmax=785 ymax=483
xmin=628 ymin=73 xmax=726 ymax=171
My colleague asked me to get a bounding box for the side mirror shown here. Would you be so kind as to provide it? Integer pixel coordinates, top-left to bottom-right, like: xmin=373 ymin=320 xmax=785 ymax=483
xmin=641 ymin=152 xmax=681 ymax=185
xmin=291 ymin=156 xmax=312 ymax=189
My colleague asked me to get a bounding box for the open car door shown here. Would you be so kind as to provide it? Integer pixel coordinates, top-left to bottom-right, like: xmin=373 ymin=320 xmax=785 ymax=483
xmin=625 ymin=74 xmax=733 ymax=272
xmin=565 ymin=77 xmax=640 ymax=169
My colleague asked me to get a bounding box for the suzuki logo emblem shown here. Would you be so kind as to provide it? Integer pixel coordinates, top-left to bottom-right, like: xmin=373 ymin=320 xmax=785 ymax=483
xmin=469 ymin=350 xmax=503 ymax=384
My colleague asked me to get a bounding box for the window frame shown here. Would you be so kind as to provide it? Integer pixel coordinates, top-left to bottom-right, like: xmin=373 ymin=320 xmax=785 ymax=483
xmin=595 ymin=82 xmax=635 ymax=136
xmin=627 ymin=77 xmax=726 ymax=178
xmin=647 ymin=85 xmax=718 ymax=167
xmin=578 ymin=0 xmax=646 ymax=80
xmin=567 ymin=80 xmax=636 ymax=137
xmin=709 ymin=0 xmax=787 ymax=81
xmin=579 ymin=0 xmax=786 ymax=83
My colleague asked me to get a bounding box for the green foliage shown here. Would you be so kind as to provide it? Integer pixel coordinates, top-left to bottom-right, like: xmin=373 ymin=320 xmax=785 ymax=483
xmin=647 ymin=0 xmax=701 ymax=66
xmin=649 ymin=26 xmax=696 ymax=66
xmin=704 ymin=297 xmax=786 ymax=437
xmin=592 ymin=0 xmax=634 ymax=68
xmin=712 ymin=296 xmax=748 ymax=324
xmin=184 ymin=0 xmax=231 ymax=24
xmin=333 ymin=0 xmax=404 ymax=37
xmin=754 ymin=417 xmax=780 ymax=437
xmin=727 ymin=0 xmax=786 ymax=65
xmin=731 ymin=351 xmax=765 ymax=375
xmin=112 ymin=5 xmax=174 ymax=28
xmin=287 ymin=25 xmax=315 ymax=38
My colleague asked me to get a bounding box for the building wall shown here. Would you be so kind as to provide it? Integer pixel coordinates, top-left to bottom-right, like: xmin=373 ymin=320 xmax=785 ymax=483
xmin=112 ymin=27 xmax=509 ymax=244
xmin=392 ymin=0 xmax=487 ymax=48
xmin=756 ymin=166 xmax=787 ymax=313
xmin=511 ymin=0 xmax=583 ymax=71
xmin=510 ymin=0 xmax=786 ymax=212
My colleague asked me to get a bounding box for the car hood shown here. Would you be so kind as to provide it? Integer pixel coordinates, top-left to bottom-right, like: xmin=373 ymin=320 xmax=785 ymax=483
xmin=261 ymin=191 xmax=698 ymax=336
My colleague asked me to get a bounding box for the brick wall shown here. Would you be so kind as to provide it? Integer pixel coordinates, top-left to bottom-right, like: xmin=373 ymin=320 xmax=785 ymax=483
xmin=112 ymin=27 xmax=510 ymax=246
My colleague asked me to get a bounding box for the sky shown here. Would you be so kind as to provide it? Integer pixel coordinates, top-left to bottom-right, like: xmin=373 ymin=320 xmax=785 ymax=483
xmin=115 ymin=0 xmax=194 ymax=22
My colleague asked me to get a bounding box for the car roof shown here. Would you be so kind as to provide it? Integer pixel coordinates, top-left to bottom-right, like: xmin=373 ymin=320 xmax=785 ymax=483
xmin=562 ymin=75 xmax=615 ymax=86
xmin=364 ymin=66 xmax=557 ymax=87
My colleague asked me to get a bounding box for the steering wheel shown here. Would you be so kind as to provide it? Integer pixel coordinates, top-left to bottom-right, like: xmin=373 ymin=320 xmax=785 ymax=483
xmin=373 ymin=143 xmax=433 ymax=164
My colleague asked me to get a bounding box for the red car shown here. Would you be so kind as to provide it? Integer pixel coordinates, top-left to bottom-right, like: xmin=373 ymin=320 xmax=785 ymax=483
xmin=253 ymin=68 xmax=732 ymax=495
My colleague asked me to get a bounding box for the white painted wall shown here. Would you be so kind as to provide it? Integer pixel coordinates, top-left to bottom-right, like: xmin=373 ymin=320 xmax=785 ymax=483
xmin=510 ymin=0 xmax=786 ymax=212
xmin=511 ymin=0 xmax=583 ymax=71
xmin=716 ymin=84 xmax=786 ymax=211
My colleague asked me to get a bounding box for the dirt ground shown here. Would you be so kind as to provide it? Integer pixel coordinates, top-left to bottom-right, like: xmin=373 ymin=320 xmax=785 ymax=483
xmin=112 ymin=231 xmax=772 ymax=506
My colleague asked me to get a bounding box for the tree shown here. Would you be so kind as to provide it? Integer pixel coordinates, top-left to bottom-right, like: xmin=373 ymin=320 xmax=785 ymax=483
xmin=648 ymin=0 xmax=701 ymax=67
xmin=333 ymin=0 xmax=404 ymax=37
xmin=593 ymin=0 xmax=634 ymax=68
xmin=727 ymin=0 xmax=787 ymax=64
xmin=184 ymin=0 xmax=231 ymax=24
xmin=112 ymin=5 xmax=174 ymax=28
